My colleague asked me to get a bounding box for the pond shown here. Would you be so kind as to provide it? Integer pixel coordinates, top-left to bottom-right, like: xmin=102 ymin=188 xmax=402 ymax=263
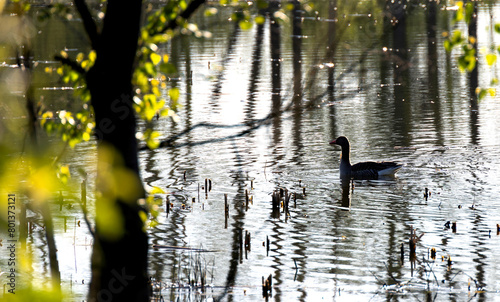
xmin=4 ymin=1 xmax=500 ymax=301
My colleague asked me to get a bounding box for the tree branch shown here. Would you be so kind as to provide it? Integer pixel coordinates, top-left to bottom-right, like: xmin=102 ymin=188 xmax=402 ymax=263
xmin=161 ymin=0 xmax=206 ymax=33
xmin=54 ymin=55 xmax=86 ymax=75
xmin=74 ymin=0 xmax=100 ymax=50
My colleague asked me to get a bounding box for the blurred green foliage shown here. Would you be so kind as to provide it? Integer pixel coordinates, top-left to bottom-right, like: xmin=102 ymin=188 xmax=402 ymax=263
xmin=444 ymin=1 xmax=498 ymax=99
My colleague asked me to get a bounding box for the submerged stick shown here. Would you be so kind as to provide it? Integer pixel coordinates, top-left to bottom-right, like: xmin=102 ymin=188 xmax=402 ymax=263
xmin=166 ymin=195 xmax=170 ymax=217
xmin=41 ymin=202 xmax=61 ymax=292
xmin=224 ymin=194 xmax=229 ymax=229
xmin=59 ymin=191 xmax=63 ymax=211
xmin=245 ymin=230 xmax=251 ymax=251
xmin=400 ymin=243 xmax=404 ymax=263
xmin=245 ymin=189 xmax=249 ymax=211
xmin=81 ymin=179 xmax=87 ymax=210
xmin=266 ymin=235 xmax=270 ymax=256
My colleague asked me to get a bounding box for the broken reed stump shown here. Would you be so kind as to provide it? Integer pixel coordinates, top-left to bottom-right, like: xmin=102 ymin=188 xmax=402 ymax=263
xmin=271 ymin=188 xmax=294 ymax=219
xmin=262 ymin=274 xmax=272 ymax=298
xmin=430 ymin=247 xmax=436 ymax=260
xmin=424 ymin=187 xmax=430 ymax=200
xmin=452 ymin=221 xmax=457 ymax=233
xmin=409 ymin=226 xmax=417 ymax=261
xmin=284 ymin=190 xmax=290 ymax=215
xmin=203 ymin=178 xmax=213 ymax=197
xmin=271 ymin=191 xmax=280 ymax=218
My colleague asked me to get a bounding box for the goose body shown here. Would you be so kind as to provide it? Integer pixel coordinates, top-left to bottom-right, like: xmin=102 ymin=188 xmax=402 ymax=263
xmin=330 ymin=136 xmax=402 ymax=179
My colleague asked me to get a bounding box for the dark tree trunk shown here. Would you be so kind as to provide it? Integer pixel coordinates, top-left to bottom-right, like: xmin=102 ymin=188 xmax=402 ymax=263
xmin=82 ymin=1 xmax=149 ymax=301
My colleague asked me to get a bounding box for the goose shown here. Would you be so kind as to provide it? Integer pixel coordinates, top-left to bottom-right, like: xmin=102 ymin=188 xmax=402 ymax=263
xmin=330 ymin=136 xmax=402 ymax=179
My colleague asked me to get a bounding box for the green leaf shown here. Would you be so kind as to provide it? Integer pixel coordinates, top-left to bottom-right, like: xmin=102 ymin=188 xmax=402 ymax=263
xmin=149 ymin=186 xmax=165 ymax=194
xmin=145 ymin=130 xmax=161 ymax=149
xmin=256 ymin=0 xmax=268 ymax=9
xmin=444 ymin=40 xmax=452 ymax=52
xmin=82 ymin=132 xmax=91 ymax=141
xmin=143 ymin=94 xmax=158 ymax=121
xmin=239 ymin=20 xmax=253 ymax=30
xmin=458 ymin=53 xmax=476 ymax=73
xmin=57 ymin=165 xmax=71 ymax=184
xmin=454 ymin=8 xmax=463 ymax=23
xmin=486 ymin=54 xmax=497 ymax=66
xmin=69 ymin=71 xmax=79 ymax=82
xmin=159 ymin=62 xmax=177 ymax=74
xmin=150 ymin=186 xmax=166 ymax=194
xmin=88 ymin=50 xmax=96 ymax=63
xmin=76 ymin=52 xmax=84 ymax=63
xmin=464 ymin=2 xmax=474 ymax=24
xmin=477 ymin=88 xmax=487 ymax=100
xmin=168 ymin=87 xmax=180 ymax=102
xmin=143 ymin=62 xmax=156 ymax=76
xmin=204 ymin=7 xmax=218 ymax=17
xmin=255 ymin=15 xmax=265 ymax=25
xmin=150 ymin=53 xmax=161 ymax=65
xmin=135 ymin=70 xmax=149 ymax=90
xmin=451 ymin=30 xmax=463 ymax=44
xmin=495 ymin=23 xmax=500 ymax=34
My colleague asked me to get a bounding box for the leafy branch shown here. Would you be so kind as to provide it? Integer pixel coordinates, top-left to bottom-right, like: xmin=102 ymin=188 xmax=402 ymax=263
xmin=444 ymin=1 xmax=498 ymax=100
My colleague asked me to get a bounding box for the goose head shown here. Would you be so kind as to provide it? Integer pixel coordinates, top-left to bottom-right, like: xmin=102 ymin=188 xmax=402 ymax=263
xmin=329 ymin=136 xmax=350 ymax=149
